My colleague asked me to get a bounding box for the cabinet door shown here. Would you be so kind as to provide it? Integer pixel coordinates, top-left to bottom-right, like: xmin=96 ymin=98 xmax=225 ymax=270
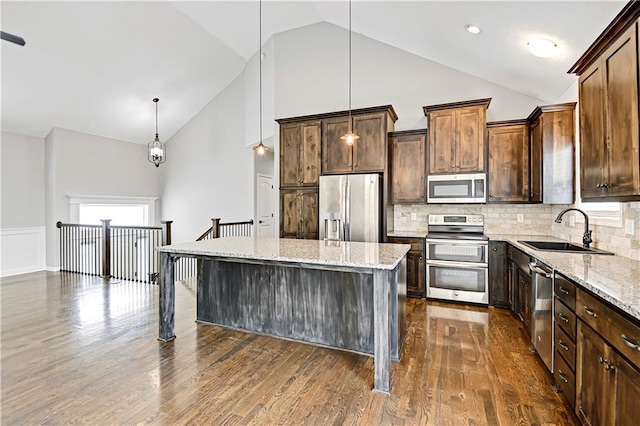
xmin=322 ymin=116 xmax=352 ymax=174
xmin=579 ymin=60 xmax=607 ymax=199
xmin=391 ymin=133 xmax=426 ymax=204
xmin=457 ymin=106 xmax=486 ymax=173
xmin=603 ymin=23 xmax=640 ymax=198
xmin=577 ymin=322 xmax=613 ymax=426
xmin=352 ymin=113 xmax=386 ymax=172
xmin=301 ymin=121 xmax=322 ymax=186
xmin=428 ymin=110 xmax=456 ymax=174
xmin=529 ymin=119 xmax=543 ymax=202
xmin=299 ymin=189 xmax=319 ymax=239
xmin=280 ymin=123 xmax=301 ymax=187
xmin=405 ymin=250 xmax=425 ymax=297
xmin=280 ymin=189 xmax=300 ymax=238
xmin=488 ymin=241 xmax=508 ymax=307
xmin=487 ymin=124 xmax=529 ymax=202
xmin=613 ymin=350 xmax=640 ymax=426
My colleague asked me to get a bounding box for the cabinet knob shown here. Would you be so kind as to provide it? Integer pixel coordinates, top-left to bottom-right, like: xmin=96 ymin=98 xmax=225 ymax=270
xmin=489 ymin=194 xmax=494 ymax=198
xmin=596 ymin=183 xmax=602 ymax=188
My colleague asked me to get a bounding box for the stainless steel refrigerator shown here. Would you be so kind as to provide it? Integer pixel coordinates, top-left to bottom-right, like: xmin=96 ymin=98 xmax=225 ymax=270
xmin=319 ymin=174 xmax=381 ymax=242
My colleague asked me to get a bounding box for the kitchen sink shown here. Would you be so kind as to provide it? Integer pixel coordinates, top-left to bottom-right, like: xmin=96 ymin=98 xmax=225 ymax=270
xmin=518 ymin=240 xmax=614 ymax=255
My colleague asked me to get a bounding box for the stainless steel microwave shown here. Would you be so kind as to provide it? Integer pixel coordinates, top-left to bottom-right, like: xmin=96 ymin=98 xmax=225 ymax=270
xmin=427 ymin=173 xmax=486 ymax=203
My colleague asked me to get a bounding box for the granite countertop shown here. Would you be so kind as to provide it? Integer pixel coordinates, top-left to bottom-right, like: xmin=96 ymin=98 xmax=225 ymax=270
xmin=489 ymin=233 xmax=640 ymax=321
xmin=158 ymin=237 xmax=411 ymax=270
xmin=387 ymin=231 xmax=428 ymax=238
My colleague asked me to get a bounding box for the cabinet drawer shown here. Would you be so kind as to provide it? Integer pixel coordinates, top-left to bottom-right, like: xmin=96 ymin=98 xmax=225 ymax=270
xmin=555 ymin=322 xmax=576 ymax=370
xmin=388 ymin=237 xmax=425 ymax=253
xmin=554 ymin=273 xmax=576 ymax=311
xmin=555 ymin=299 xmax=577 ymax=341
xmin=577 ymin=289 xmax=640 ymax=367
xmin=554 ymin=351 xmax=576 ymax=409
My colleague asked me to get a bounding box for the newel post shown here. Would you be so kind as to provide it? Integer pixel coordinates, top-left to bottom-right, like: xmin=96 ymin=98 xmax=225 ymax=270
xmin=211 ymin=218 xmax=221 ymax=239
xmin=101 ymin=219 xmax=111 ymax=278
xmin=161 ymin=220 xmax=173 ymax=245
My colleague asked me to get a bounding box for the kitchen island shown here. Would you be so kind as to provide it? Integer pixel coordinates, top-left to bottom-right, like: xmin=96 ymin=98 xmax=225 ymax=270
xmin=156 ymin=236 xmax=410 ymax=394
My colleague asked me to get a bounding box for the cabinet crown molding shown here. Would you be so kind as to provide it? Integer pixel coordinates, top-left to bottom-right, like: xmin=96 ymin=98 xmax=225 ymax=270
xmin=568 ymin=0 xmax=640 ymax=75
xmin=422 ymin=98 xmax=491 ymax=115
xmin=526 ymin=102 xmax=576 ymax=122
xmin=276 ymin=105 xmax=398 ymax=124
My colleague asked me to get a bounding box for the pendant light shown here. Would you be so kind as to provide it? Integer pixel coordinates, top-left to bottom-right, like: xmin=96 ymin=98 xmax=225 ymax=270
xmin=252 ymin=0 xmax=269 ymax=156
xmin=341 ymin=0 xmax=359 ymax=146
xmin=148 ymin=98 xmax=166 ymax=167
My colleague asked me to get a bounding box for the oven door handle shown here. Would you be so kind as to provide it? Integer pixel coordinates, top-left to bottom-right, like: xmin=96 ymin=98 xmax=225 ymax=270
xmin=426 ymin=238 xmax=488 ymax=245
xmin=426 ymin=260 xmax=488 ymax=269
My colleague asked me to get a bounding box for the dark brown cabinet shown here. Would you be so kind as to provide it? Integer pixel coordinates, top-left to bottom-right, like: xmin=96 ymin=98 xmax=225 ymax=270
xmin=279 ymin=188 xmax=319 ymax=239
xmin=487 ymin=120 xmax=529 ymax=202
xmin=280 ymin=120 xmax=321 ymax=187
xmin=488 ymin=241 xmax=509 ymax=307
xmin=387 ymin=236 xmax=425 ymax=298
xmin=553 ymin=272 xmax=578 ymax=408
xmin=575 ymin=287 xmax=640 ymax=426
xmin=570 ymin=5 xmax=640 ymax=201
xmin=527 ymin=103 xmax=576 ymax=204
xmin=423 ymin=98 xmax=490 ymax=175
xmin=508 ymin=245 xmax=531 ymax=332
xmin=389 ymin=129 xmax=427 ymax=204
xmin=322 ymin=108 xmax=397 ymax=174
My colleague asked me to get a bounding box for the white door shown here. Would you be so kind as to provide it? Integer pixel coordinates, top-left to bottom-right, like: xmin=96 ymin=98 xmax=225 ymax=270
xmin=257 ymin=174 xmax=274 ymax=237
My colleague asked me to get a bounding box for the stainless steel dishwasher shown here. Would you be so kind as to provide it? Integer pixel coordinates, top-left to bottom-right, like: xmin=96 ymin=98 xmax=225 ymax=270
xmin=529 ymin=259 xmax=553 ymax=372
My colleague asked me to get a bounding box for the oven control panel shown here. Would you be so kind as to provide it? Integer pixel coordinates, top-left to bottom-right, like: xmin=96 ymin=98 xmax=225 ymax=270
xmin=428 ymin=214 xmax=484 ymax=226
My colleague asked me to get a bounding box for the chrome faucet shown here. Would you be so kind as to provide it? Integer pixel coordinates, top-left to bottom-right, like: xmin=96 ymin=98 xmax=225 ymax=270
xmin=554 ymin=208 xmax=592 ymax=248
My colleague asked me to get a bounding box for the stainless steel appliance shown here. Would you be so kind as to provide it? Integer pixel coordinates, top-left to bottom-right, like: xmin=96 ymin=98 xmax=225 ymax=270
xmin=529 ymin=259 xmax=553 ymax=371
xmin=319 ymin=174 xmax=381 ymax=242
xmin=427 ymin=173 xmax=486 ymax=203
xmin=426 ymin=214 xmax=488 ymax=305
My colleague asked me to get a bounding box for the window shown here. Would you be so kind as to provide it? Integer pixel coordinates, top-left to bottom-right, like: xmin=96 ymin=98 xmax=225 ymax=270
xmin=68 ymin=195 xmax=158 ymax=226
xmin=577 ymin=200 xmax=622 ymax=227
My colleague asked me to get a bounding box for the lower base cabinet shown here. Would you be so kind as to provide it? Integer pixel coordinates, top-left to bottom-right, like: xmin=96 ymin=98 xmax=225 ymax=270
xmin=574 ymin=287 xmax=640 ymax=426
xmin=488 ymin=241 xmax=509 ymax=307
xmin=387 ymin=237 xmax=424 ymax=298
xmin=576 ymin=321 xmax=640 ymax=426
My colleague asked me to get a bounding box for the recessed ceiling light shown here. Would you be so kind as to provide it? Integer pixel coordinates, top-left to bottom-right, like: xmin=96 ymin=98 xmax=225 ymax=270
xmin=527 ymin=38 xmax=558 ymax=58
xmin=465 ymin=24 xmax=481 ymax=34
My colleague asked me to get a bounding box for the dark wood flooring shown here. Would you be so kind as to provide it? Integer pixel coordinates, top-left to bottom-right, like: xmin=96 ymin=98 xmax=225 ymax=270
xmin=1 ymin=271 xmax=579 ymax=425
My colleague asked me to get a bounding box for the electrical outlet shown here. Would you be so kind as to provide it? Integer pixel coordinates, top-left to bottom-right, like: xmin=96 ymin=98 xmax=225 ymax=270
xmin=411 ymin=212 xmax=417 ymax=221
xmin=517 ymin=214 xmax=524 ymax=223
xmin=569 ymin=216 xmax=575 ymax=227
xmin=625 ymin=219 xmax=635 ymax=235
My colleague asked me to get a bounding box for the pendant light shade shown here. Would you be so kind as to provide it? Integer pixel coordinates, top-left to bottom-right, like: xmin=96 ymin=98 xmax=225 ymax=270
xmin=341 ymin=0 xmax=359 ymax=145
xmin=148 ymin=98 xmax=166 ymax=167
xmin=252 ymin=0 xmax=269 ymax=156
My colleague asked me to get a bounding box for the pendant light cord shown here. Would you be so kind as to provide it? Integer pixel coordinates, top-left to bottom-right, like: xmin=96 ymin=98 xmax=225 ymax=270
xmin=259 ymin=0 xmax=263 ymax=146
xmin=155 ymin=100 xmax=159 ymax=138
xmin=348 ymin=0 xmax=352 ymax=128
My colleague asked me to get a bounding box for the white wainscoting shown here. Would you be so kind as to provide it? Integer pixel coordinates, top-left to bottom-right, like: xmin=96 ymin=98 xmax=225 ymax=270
xmin=0 ymin=227 xmax=46 ymax=277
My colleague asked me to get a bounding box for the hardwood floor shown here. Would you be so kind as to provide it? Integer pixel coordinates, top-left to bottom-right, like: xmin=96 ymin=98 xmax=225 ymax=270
xmin=1 ymin=271 xmax=579 ymax=425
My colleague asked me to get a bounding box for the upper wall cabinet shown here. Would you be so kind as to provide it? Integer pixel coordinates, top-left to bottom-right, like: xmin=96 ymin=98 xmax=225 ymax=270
xmin=423 ymin=98 xmax=491 ymax=175
xmin=279 ymin=120 xmax=321 ymax=188
xmin=389 ymin=129 xmax=427 ymax=204
xmin=569 ymin=3 xmax=640 ymax=201
xmin=322 ymin=106 xmax=398 ymax=174
xmin=487 ymin=120 xmax=529 ymax=203
xmin=528 ymin=103 xmax=576 ymax=204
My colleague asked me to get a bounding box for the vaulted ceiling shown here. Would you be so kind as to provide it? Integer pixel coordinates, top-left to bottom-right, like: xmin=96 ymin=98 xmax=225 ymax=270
xmin=1 ymin=1 xmax=626 ymax=144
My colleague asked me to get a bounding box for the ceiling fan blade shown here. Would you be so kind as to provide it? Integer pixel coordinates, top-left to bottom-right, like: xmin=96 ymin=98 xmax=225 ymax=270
xmin=1 ymin=31 xmax=26 ymax=46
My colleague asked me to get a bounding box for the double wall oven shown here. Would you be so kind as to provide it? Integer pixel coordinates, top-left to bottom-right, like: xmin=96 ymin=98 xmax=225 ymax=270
xmin=426 ymin=214 xmax=488 ymax=305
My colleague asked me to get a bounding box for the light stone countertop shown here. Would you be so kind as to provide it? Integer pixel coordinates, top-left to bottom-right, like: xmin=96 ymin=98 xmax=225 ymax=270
xmin=387 ymin=231 xmax=428 ymax=239
xmin=158 ymin=236 xmax=411 ymax=270
xmin=489 ymin=233 xmax=640 ymax=321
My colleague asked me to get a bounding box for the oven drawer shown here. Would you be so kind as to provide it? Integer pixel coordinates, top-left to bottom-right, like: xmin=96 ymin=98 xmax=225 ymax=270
xmin=427 ymin=262 xmax=488 ymax=305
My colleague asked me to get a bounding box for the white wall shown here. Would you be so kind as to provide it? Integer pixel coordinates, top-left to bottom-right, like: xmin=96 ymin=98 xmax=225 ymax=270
xmin=1 ymin=131 xmax=46 ymax=276
xmin=274 ymin=22 xmax=546 ymax=129
xmin=44 ymin=128 xmax=162 ymax=268
xmin=161 ymin=73 xmax=254 ymax=244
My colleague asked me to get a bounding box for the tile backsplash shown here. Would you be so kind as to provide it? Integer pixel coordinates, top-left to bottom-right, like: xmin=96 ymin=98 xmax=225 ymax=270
xmin=394 ymin=202 xmax=640 ymax=261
